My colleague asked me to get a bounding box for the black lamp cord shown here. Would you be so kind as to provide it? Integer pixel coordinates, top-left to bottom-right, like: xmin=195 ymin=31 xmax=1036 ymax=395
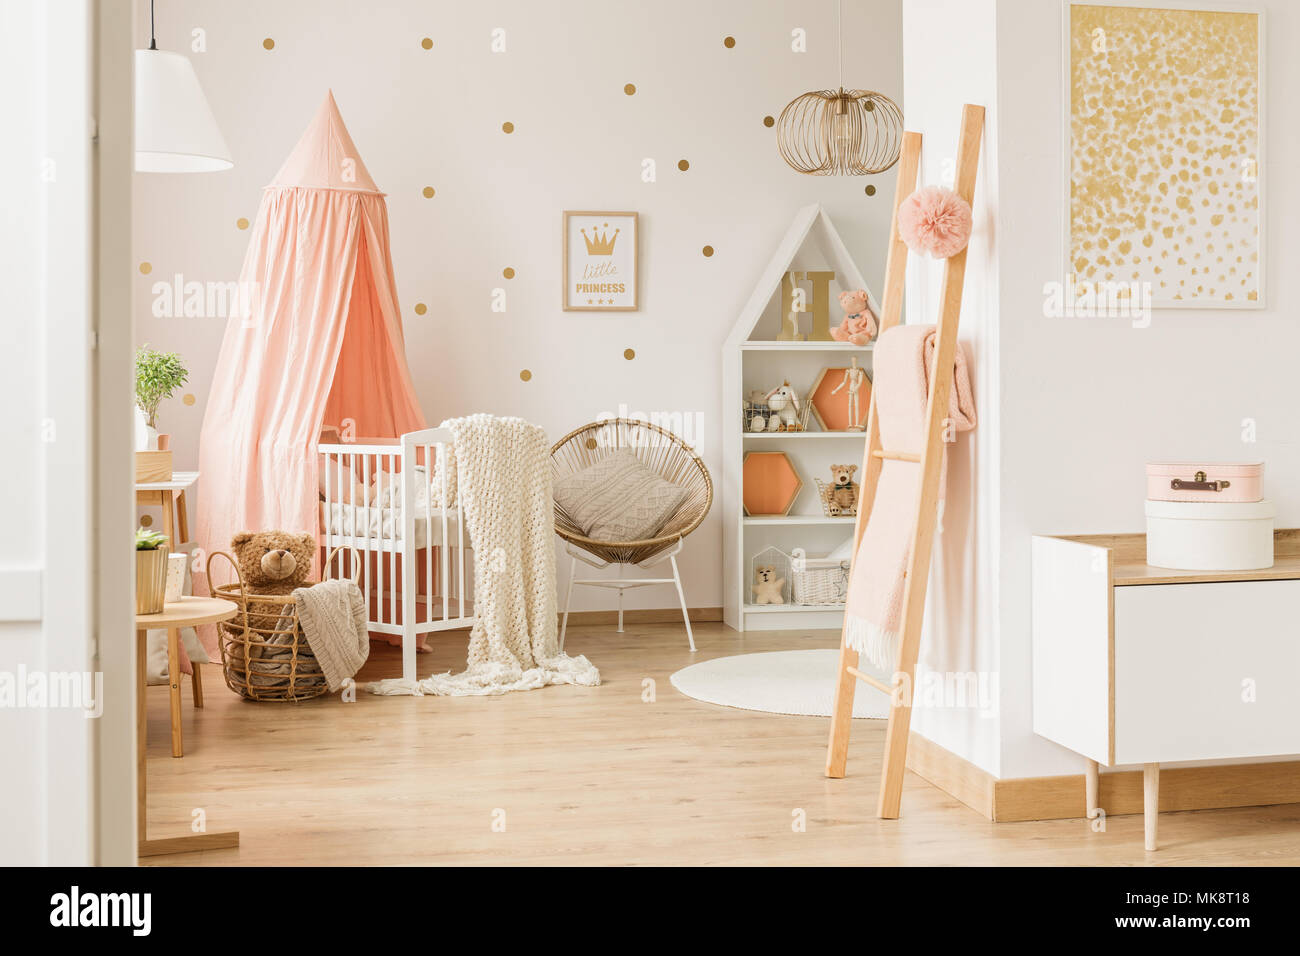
xmin=149 ymin=0 xmax=157 ymax=50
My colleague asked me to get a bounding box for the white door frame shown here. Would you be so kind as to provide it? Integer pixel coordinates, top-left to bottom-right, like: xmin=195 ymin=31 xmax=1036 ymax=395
xmin=91 ymin=0 xmax=138 ymax=866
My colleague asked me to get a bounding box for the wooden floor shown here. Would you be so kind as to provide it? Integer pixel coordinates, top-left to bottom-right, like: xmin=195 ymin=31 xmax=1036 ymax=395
xmin=142 ymin=622 xmax=1300 ymax=866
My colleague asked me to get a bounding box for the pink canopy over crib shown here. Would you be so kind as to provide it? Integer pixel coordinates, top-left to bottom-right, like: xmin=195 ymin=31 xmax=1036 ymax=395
xmin=197 ymin=91 xmax=426 ymax=574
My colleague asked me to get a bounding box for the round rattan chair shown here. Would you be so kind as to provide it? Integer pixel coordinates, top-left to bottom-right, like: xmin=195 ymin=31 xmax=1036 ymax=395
xmin=551 ymin=418 xmax=713 ymax=651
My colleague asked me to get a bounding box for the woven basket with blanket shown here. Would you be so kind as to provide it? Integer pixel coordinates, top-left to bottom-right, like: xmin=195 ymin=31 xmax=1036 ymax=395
xmin=207 ymin=547 xmax=361 ymax=701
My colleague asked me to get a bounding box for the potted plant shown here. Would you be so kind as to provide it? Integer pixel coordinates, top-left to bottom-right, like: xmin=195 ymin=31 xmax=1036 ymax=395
xmin=134 ymin=344 xmax=188 ymax=452
xmin=136 ymin=527 xmax=170 ymax=614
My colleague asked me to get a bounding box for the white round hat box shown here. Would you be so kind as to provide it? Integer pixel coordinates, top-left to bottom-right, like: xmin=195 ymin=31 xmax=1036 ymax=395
xmin=1144 ymin=499 xmax=1275 ymax=571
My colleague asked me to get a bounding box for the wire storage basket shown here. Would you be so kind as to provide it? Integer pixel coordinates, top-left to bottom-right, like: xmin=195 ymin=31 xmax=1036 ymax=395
xmin=791 ymin=547 xmax=851 ymax=605
xmin=743 ymin=393 xmax=815 ymax=433
xmin=207 ymin=546 xmax=358 ymax=702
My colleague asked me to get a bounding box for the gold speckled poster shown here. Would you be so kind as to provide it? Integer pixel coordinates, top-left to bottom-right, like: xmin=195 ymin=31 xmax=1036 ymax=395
xmin=1068 ymin=3 xmax=1262 ymax=307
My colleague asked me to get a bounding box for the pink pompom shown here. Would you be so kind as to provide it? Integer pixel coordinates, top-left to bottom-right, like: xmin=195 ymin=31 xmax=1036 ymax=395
xmin=897 ymin=185 xmax=972 ymax=259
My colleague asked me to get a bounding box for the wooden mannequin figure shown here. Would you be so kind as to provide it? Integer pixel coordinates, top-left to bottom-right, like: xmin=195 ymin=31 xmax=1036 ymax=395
xmin=830 ymin=356 xmax=867 ymax=430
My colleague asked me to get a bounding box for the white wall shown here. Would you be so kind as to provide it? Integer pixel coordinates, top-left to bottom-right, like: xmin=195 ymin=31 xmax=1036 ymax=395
xmin=901 ymin=0 xmax=1001 ymax=775
xmin=131 ymin=0 xmax=904 ymax=612
xmin=905 ymin=0 xmax=1299 ymax=780
xmin=994 ymin=0 xmax=1299 ymax=778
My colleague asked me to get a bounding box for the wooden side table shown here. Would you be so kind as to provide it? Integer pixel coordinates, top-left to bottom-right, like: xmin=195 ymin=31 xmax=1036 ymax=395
xmin=136 ymin=470 xmax=199 ymax=549
xmin=136 ymin=596 xmax=240 ymax=858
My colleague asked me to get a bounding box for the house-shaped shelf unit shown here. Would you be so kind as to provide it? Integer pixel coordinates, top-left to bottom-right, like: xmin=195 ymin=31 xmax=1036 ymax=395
xmin=722 ymin=204 xmax=879 ymax=632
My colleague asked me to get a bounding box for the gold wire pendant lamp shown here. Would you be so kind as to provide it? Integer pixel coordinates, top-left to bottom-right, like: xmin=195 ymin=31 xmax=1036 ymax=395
xmin=776 ymin=0 xmax=903 ymax=176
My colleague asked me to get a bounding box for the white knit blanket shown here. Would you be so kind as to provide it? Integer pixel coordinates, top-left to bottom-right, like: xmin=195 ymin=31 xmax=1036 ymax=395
xmin=367 ymin=414 xmax=600 ymax=696
xmin=294 ymin=579 xmax=369 ymax=692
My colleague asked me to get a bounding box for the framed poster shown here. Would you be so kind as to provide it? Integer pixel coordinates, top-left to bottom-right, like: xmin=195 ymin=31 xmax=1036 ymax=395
xmin=562 ymin=211 xmax=638 ymax=311
xmin=1065 ymin=1 xmax=1264 ymax=308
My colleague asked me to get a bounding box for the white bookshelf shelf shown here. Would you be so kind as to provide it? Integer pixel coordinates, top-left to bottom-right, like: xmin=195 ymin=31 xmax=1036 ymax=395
xmin=742 ymin=430 xmax=867 ymax=440
xmin=740 ymin=341 xmax=873 ymax=352
xmin=743 ymin=515 xmax=854 ymax=526
xmin=744 ymin=603 xmax=847 ymax=613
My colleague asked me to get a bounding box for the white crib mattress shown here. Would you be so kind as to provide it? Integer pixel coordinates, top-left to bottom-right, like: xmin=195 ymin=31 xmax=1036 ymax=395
xmin=321 ymin=501 xmax=466 ymax=550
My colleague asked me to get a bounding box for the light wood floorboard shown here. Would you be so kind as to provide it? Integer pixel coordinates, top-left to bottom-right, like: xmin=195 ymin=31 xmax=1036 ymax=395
xmin=141 ymin=623 xmax=1300 ymax=866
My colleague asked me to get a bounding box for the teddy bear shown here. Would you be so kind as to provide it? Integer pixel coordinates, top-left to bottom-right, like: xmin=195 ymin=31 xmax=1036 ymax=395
xmin=752 ymin=565 xmax=786 ymax=605
xmin=830 ymin=289 xmax=879 ymax=346
xmin=822 ymin=464 xmax=859 ymax=517
xmin=228 ymin=530 xmax=317 ymax=633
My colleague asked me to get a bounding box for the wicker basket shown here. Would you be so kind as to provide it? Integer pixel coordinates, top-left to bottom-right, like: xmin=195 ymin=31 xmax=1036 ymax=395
xmin=206 ymin=547 xmax=358 ymax=702
xmin=790 ymin=548 xmax=851 ymax=606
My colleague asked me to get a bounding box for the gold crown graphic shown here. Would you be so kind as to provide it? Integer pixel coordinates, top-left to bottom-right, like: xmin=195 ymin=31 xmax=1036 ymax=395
xmin=581 ymin=224 xmax=620 ymax=256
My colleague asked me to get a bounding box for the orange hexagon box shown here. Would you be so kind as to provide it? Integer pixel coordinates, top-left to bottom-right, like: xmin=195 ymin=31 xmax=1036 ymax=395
xmin=742 ymin=452 xmax=802 ymax=516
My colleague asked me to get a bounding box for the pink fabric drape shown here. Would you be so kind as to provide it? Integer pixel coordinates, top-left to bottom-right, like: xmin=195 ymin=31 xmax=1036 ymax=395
xmin=197 ymin=92 xmax=425 ymax=602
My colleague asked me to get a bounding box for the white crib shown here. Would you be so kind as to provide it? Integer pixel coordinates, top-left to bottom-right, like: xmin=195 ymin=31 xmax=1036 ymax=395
xmin=318 ymin=427 xmax=474 ymax=682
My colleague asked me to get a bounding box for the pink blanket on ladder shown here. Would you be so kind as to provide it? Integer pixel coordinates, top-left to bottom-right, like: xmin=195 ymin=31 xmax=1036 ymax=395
xmin=843 ymin=324 xmax=976 ymax=671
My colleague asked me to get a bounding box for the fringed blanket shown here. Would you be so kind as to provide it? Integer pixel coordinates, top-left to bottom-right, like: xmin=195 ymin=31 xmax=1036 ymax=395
xmin=367 ymin=414 xmax=600 ymax=696
xmin=844 ymin=325 xmax=976 ymax=671
xmin=294 ymin=579 xmax=369 ymax=692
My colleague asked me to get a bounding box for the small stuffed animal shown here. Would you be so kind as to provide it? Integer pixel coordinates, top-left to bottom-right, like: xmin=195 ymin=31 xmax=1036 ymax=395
xmin=752 ymin=565 xmax=786 ymax=605
xmin=823 ymin=464 xmax=859 ymax=517
xmin=229 ymin=530 xmax=316 ymax=631
xmin=765 ymin=381 xmax=802 ymax=431
xmin=831 ymin=289 xmax=879 ymax=346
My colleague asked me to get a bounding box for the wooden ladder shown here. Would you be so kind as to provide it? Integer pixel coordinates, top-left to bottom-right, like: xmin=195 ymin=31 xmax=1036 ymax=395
xmin=825 ymin=103 xmax=985 ymax=819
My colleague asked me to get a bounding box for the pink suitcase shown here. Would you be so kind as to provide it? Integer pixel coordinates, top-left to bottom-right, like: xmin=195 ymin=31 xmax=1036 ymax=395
xmin=1145 ymin=461 xmax=1263 ymax=503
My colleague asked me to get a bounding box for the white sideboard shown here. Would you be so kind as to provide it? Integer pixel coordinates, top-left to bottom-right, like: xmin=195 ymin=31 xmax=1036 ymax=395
xmin=1032 ymin=529 xmax=1300 ymax=850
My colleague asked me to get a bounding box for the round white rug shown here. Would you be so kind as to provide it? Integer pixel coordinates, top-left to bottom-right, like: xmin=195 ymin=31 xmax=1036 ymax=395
xmin=670 ymin=649 xmax=889 ymax=718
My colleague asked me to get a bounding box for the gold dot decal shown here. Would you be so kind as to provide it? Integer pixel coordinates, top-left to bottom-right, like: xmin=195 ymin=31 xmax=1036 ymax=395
xmin=236 ymin=217 xmax=250 ymax=229
xmin=503 ymin=267 xmax=515 ymax=279
xmin=763 ymin=115 xmax=775 ymax=127
xmin=519 ymin=369 xmax=532 ymax=382
xmin=421 ymin=37 xmax=433 ymax=50
xmin=678 ymin=159 xmax=690 ymax=171
xmin=723 ymin=36 xmax=736 ymax=49
xmin=414 ymin=303 xmax=428 ymax=315
xmin=140 ymin=514 xmax=153 ymax=527
xmin=422 ymin=186 xmax=435 ymax=198
xmin=702 ymin=245 xmax=714 ymax=257
xmin=262 ymin=38 xmax=275 ymax=50
xmin=585 ymin=437 xmax=598 ymax=450
xmin=624 ymin=348 xmax=635 ymax=360
xmin=139 ymin=261 xmax=152 ymax=275
xmin=502 ymin=121 xmax=515 ymax=134
xmin=182 ymin=393 xmax=196 ymax=406
xmin=864 ymin=185 xmax=876 ymax=197
xmin=624 ymin=83 xmax=636 ymax=95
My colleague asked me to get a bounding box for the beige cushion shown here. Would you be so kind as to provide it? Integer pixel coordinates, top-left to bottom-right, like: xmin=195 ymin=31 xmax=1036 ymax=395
xmin=554 ymin=448 xmax=688 ymax=542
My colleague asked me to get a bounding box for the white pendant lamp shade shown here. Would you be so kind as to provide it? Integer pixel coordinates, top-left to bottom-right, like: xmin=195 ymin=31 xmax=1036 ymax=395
xmin=134 ymin=49 xmax=232 ymax=172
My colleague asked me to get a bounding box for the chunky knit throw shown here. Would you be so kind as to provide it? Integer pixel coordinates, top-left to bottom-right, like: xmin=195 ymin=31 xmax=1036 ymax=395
xmin=367 ymin=415 xmax=600 ymax=696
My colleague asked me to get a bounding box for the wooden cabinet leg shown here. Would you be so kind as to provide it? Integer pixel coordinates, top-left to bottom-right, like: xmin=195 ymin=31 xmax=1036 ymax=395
xmin=1085 ymin=759 xmax=1100 ymax=819
xmin=1143 ymin=762 xmax=1159 ymax=851
xmin=167 ymin=628 xmax=184 ymax=757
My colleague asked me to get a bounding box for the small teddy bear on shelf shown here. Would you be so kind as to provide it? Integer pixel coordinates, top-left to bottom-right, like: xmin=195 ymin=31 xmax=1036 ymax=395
xmin=752 ymin=565 xmax=786 ymax=605
xmin=822 ymin=464 xmax=860 ymax=517
xmin=830 ymin=289 xmax=879 ymax=346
